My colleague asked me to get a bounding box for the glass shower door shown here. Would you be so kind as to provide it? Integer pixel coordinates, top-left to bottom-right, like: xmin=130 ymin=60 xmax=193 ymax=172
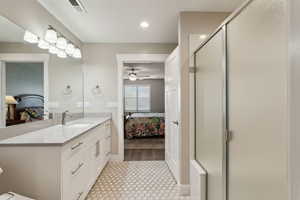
xmin=194 ymin=28 xmax=227 ymax=200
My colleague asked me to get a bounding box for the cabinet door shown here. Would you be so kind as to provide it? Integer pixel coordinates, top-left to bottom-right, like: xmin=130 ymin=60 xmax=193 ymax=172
xmin=194 ymin=29 xmax=226 ymax=200
xmin=227 ymin=0 xmax=288 ymax=199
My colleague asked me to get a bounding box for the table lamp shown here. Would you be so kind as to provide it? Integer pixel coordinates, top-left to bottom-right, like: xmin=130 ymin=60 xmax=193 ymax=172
xmin=5 ymin=96 xmax=18 ymax=120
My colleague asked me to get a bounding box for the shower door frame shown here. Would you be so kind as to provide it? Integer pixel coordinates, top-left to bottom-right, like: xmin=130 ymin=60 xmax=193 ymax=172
xmin=193 ymin=25 xmax=229 ymax=200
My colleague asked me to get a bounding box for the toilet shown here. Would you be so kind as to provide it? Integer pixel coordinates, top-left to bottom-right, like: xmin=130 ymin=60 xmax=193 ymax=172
xmin=0 ymin=192 xmax=34 ymax=200
xmin=0 ymin=168 xmax=34 ymax=200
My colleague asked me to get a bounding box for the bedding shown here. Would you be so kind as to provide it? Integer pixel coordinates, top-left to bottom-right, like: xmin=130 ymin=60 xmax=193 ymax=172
xmin=15 ymin=94 xmax=44 ymax=121
xmin=125 ymin=113 xmax=165 ymax=139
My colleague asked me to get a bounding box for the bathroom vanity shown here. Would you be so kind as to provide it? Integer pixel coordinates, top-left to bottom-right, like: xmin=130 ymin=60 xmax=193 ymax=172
xmin=0 ymin=117 xmax=111 ymax=200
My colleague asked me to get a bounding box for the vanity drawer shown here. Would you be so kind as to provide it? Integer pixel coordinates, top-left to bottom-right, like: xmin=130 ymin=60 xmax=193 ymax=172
xmin=62 ymin=149 xmax=88 ymax=200
xmin=62 ymin=136 xmax=87 ymax=161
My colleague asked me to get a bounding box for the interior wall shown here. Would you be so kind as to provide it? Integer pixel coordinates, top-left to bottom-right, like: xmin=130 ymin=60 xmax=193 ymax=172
xmin=0 ymin=0 xmax=81 ymax=47
xmin=179 ymin=12 xmax=230 ymax=185
xmin=124 ymin=79 xmax=165 ymax=113
xmin=289 ymin=0 xmax=300 ymax=199
xmin=82 ymin=43 xmax=176 ymax=154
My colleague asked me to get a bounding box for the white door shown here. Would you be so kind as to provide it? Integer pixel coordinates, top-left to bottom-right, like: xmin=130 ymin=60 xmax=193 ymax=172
xmin=165 ymin=47 xmax=180 ymax=182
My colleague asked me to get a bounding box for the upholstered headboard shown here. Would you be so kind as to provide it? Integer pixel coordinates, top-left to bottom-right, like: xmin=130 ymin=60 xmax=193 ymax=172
xmin=14 ymin=94 xmax=44 ymax=119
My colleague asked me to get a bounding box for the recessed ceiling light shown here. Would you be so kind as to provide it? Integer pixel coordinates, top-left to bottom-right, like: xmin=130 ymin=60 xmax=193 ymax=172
xmin=199 ymin=34 xmax=208 ymax=40
xmin=140 ymin=21 xmax=149 ymax=29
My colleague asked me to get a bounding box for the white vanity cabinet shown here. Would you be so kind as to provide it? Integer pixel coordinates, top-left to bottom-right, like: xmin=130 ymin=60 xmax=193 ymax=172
xmin=0 ymin=118 xmax=112 ymax=200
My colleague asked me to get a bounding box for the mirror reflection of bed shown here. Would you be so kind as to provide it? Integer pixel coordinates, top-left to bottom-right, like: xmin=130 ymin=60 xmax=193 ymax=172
xmin=123 ymin=62 xmax=165 ymax=161
xmin=5 ymin=62 xmax=45 ymax=127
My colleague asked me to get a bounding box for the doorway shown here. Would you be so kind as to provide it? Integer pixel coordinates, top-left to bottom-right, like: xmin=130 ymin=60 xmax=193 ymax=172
xmin=123 ymin=62 xmax=165 ymax=161
xmin=116 ymin=54 xmax=169 ymax=161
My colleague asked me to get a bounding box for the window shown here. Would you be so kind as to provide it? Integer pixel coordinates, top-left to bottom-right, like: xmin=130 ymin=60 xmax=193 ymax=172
xmin=124 ymin=85 xmax=151 ymax=112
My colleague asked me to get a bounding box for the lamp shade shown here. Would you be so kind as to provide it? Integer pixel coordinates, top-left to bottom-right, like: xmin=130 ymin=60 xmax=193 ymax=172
xmin=66 ymin=43 xmax=75 ymax=55
xmin=73 ymin=48 xmax=82 ymax=59
xmin=49 ymin=46 xmax=59 ymax=54
xmin=57 ymin=50 xmax=67 ymax=58
xmin=56 ymin=37 xmax=67 ymax=49
xmin=0 ymin=167 xmax=3 ymax=175
xmin=5 ymin=96 xmax=18 ymax=104
xmin=38 ymin=39 xmax=50 ymax=49
xmin=45 ymin=28 xmax=58 ymax=44
xmin=24 ymin=31 xmax=38 ymax=43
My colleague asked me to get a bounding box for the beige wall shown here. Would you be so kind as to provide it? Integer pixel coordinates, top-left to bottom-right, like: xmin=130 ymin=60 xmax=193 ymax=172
xmin=124 ymin=79 xmax=165 ymax=113
xmin=82 ymin=43 xmax=176 ymax=154
xmin=0 ymin=0 xmax=81 ymax=47
xmin=289 ymin=0 xmax=300 ymax=199
xmin=179 ymin=12 xmax=229 ymax=185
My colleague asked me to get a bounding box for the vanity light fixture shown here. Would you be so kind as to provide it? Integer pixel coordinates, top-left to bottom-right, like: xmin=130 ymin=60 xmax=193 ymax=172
xmin=66 ymin=43 xmax=75 ymax=55
xmin=45 ymin=27 xmax=58 ymax=44
xmin=38 ymin=39 xmax=50 ymax=49
xmin=23 ymin=26 xmax=82 ymax=59
xmin=49 ymin=46 xmax=59 ymax=55
xmin=24 ymin=31 xmax=39 ymax=43
xmin=73 ymin=48 xmax=82 ymax=59
xmin=56 ymin=37 xmax=67 ymax=50
xmin=57 ymin=50 xmax=67 ymax=58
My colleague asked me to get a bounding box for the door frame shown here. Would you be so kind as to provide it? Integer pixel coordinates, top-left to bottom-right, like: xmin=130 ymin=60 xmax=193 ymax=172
xmin=0 ymin=53 xmax=50 ymax=127
xmin=116 ymin=54 xmax=169 ymax=161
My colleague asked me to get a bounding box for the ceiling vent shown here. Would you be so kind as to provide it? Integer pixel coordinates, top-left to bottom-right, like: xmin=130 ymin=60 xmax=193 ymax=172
xmin=68 ymin=0 xmax=87 ymax=13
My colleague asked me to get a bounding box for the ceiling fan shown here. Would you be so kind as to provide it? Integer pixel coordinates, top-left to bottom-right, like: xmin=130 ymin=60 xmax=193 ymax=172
xmin=127 ymin=68 xmax=150 ymax=81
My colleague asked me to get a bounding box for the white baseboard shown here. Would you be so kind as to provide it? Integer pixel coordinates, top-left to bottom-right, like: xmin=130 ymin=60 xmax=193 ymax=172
xmin=109 ymin=154 xmax=124 ymax=161
xmin=179 ymin=184 xmax=191 ymax=196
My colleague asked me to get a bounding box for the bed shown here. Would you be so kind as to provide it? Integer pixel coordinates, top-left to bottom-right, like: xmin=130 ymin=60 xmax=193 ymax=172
xmin=124 ymin=113 xmax=165 ymax=139
xmin=15 ymin=94 xmax=44 ymax=121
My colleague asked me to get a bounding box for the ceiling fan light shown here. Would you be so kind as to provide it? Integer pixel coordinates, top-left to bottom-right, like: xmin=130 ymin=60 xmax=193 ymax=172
xmin=129 ymin=73 xmax=137 ymax=81
xmin=66 ymin=43 xmax=75 ymax=55
xmin=49 ymin=46 xmax=59 ymax=54
xmin=24 ymin=31 xmax=38 ymax=43
xmin=45 ymin=28 xmax=58 ymax=44
xmin=73 ymin=48 xmax=82 ymax=59
xmin=56 ymin=37 xmax=67 ymax=49
xmin=38 ymin=39 xmax=50 ymax=49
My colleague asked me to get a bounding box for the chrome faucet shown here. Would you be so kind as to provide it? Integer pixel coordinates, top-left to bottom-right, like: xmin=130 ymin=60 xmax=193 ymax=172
xmin=62 ymin=110 xmax=71 ymax=125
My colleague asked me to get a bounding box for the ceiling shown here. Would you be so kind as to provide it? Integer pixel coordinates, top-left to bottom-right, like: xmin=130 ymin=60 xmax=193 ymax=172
xmin=38 ymin=0 xmax=244 ymax=43
xmin=0 ymin=16 xmax=24 ymax=42
xmin=123 ymin=63 xmax=164 ymax=80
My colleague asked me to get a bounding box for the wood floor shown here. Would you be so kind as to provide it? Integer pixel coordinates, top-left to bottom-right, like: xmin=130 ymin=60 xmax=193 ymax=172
xmin=124 ymin=138 xmax=165 ymax=161
xmin=124 ymin=149 xmax=165 ymax=161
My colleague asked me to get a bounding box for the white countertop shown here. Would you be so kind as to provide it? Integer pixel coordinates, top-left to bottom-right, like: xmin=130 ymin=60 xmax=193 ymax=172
xmin=0 ymin=117 xmax=111 ymax=146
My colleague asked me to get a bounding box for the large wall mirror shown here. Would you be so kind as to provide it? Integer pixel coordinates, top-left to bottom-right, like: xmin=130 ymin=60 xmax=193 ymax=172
xmin=0 ymin=15 xmax=84 ymax=128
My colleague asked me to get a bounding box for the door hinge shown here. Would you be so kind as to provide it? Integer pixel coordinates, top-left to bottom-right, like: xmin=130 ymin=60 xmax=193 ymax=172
xmin=225 ymin=129 xmax=233 ymax=142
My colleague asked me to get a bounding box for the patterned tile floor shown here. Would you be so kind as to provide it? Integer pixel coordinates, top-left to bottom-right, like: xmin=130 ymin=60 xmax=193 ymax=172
xmin=86 ymin=161 xmax=190 ymax=200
